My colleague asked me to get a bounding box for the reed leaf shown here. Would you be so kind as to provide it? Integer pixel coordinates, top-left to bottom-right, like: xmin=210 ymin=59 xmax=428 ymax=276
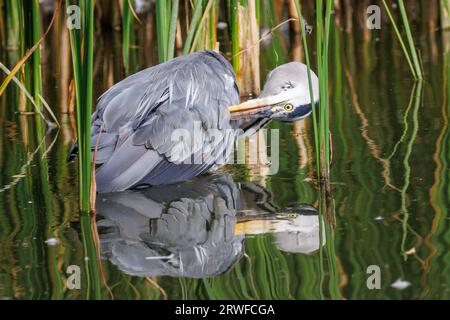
xmin=183 ymin=0 xmax=204 ymax=55
xmin=397 ymin=0 xmax=423 ymax=80
xmin=381 ymin=0 xmax=417 ymax=79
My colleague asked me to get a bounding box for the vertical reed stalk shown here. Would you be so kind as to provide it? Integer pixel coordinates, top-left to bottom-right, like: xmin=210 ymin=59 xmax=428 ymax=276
xmin=294 ymin=0 xmax=320 ymax=178
xmin=295 ymin=1 xmax=337 ymax=297
xmin=155 ymin=0 xmax=180 ymax=62
xmin=67 ymin=0 xmax=102 ymax=299
xmin=294 ymin=0 xmax=333 ymax=187
xmin=230 ymin=0 xmax=241 ymax=73
xmin=67 ymin=0 xmax=94 ymax=213
xmin=397 ymin=0 xmax=423 ymax=80
xmin=5 ymin=0 xmax=21 ymax=49
xmin=155 ymin=0 xmax=168 ymax=62
xmin=382 ymin=0 xmax=423 ymax=80
xmin=24 ymin=0 xmax=45 ymax=133
xmin=122 ymin=0 xmax=132 ymax=73
xmin=381 ymin=0 xmax=417 ymax=79
xmin=314 ymin=0 xmax=333 ymax=185
xmin=321 ymin=0 xmax=333 ymax=182
xmin=189 ymin=0 xmax=215 ymax=53
xmin=167 ymin=0 xmax=179 ymax=60
xmin=183 ymin=0 xmax=205 ymax=54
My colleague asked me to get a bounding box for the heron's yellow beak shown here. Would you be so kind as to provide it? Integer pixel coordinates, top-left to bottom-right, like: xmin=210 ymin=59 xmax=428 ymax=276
xmin=228 ymin=97 xmax=273 ymax=113
xmin=228 ymin=89 xmax=299 ymax=115
xmin=227 ymin=94 xmax=289 ymax=119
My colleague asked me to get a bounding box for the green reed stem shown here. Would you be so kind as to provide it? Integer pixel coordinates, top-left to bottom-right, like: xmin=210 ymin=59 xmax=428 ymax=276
xmin=295 ymin=3 xmax=336 ymax=296
xmin=230 ymin=0 xmax=240 ymax=72
xmin=28 ymin=0 xmax=44 ymax=135
xmin=381 ymin=0 xmax=417 ymax=79
xmin=155 ymin=0 xmax=179 ymax=62
xmin=294 ymin=0 xmax=333 ymax=183
xmin=315 ymin=0 xmax=330 ymax=181
xmin=321 ymin=0 xmax=333 ymax=178
xmin=83 ymin=1 xmax=94 ymax=211
xmin=155 ymin=0 xmax=169 ymax=62
xmin=66 ymin=0 xmax=101 ymax=299
xmin=397 ymin=0 xmax=423 ymax=80
xmin=122 ymin=0 xmax=132 ymax=73
xmin=183 ymin=0 xmax=204 ymax=55
xmin=294 ymin=0 xmax=321 ymax=179
xmin=167 ymin=0 xmax=179 ymax=60
xmin=67 ymin=0 xmax=94 ymax=212
xmin=5 ymin=0 xmax=21 ymax=49
xmin=78 ymin=1 xmax=94 ymax=213
xmin=190 ymin=0 xmax=214 ymax=53
xmin=317 ymin=0 xmax=333 ymax=183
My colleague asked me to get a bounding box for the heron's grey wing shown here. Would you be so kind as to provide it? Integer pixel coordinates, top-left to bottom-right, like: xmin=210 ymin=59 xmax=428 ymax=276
xmin=87 ymin=65 xmax=163 ymax=165
xmin=93 ymin=51 xmax=240 ymax=192
xmin=67 ymin=66 xmax=154 ymax=162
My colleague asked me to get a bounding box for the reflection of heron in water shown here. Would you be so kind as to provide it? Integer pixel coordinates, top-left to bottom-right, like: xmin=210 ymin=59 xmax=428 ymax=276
xmin=96 ymin=173 xmax=325 ymax=278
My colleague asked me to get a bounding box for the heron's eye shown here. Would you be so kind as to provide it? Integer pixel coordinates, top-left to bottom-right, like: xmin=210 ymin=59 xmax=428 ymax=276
xmin=284 ymin=104 xmax=294 ymax=112
xmin=282 ymin=81 xmax=293 ymax=90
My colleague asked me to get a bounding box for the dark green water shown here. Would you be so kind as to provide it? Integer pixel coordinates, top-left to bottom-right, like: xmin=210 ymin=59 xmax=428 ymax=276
xmin=0 ymin=15 xmax=449 ymax=300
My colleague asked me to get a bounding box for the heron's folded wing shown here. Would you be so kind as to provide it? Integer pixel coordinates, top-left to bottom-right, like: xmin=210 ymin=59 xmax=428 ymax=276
xmin=94 ymin=51 xmax=240 ymax=190
xmin=95 ymin=136 xmax=163 ymax=193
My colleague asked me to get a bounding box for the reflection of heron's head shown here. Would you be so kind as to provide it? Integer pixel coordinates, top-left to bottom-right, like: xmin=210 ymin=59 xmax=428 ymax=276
xmin=273 ymin=205 xmax=325 ymax=254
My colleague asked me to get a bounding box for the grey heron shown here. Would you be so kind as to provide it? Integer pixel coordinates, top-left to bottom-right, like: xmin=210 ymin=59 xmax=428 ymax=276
xmin=68 ymin=51 xmax=319 ymax=193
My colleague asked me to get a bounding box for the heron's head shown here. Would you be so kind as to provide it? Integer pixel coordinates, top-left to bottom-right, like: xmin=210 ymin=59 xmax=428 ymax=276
xmin=229 ymin=62 xmax=319 ymax=122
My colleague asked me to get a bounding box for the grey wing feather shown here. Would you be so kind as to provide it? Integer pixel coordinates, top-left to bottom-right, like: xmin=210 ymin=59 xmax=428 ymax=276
xmin=95 ymin=135 xmax=163 ymax=193
xmin=85 ymin=51 xmax=239 ymax=192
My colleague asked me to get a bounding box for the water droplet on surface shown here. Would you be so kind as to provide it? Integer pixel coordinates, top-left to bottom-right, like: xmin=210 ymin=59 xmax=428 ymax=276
xmin=44 ymin=238 xmax=58 ymax=246
xmin=391 ymin=278 xmax=411 ymax=290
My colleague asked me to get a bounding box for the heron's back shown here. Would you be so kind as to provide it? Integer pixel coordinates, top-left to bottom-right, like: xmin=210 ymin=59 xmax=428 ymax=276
xmin=73 ymin=51 xmax=240 ymax=192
